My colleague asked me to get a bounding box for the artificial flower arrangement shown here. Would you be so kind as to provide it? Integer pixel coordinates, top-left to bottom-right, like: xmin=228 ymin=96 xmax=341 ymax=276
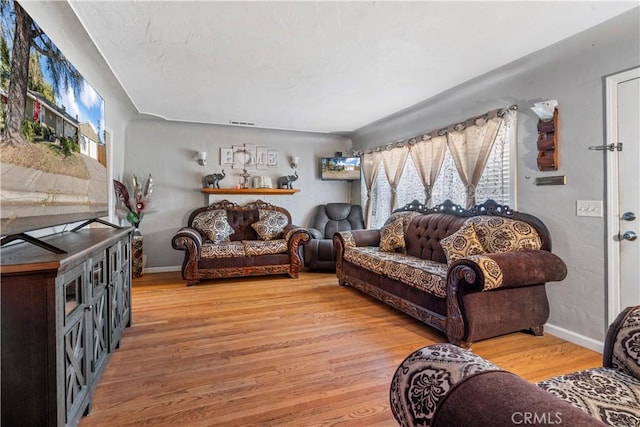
xmin=113 ymin=174 xmax=154 ymax=228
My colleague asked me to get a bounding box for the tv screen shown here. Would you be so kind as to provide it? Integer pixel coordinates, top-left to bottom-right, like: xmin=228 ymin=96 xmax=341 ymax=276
xmin=320 ymin=157 xmax=361 ymax=181
xmin=0 ymin=2 xmax=108 ymax=236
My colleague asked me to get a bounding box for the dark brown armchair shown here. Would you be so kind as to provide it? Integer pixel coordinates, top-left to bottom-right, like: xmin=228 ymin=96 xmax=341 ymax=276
xmin=303 ymin=203 xmax=364 ymax=271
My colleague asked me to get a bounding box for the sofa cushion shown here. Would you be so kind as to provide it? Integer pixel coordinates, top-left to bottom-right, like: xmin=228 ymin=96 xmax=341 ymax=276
xmin=440 ymin=223 xmax=486 ymax=263
xmin=193 ymin=209 xmax=234 ymax=243
xmin=537 ymin=367 xmax=640 ymax=425
xmin=201 ymin=241 xmax=245 ymax=258
xmin=343 ymin=247 xmax=390 ymax=275
xmin=243 ymin=239 xmax=288 ymax=256
xmin=344 ymin=247 xmax=448 ymax=298
xmin=464 ymin=217 xmax=542 ymax=253
xmin=384 ymin=253 xmax=448 ymax=298
xmin=380 ymin=218 xmax=406 ymax=252
xmin=252 ymin=209 xmax=289 ymax=240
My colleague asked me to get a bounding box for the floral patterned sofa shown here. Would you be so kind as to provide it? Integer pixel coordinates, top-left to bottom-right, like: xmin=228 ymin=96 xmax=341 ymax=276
xmin=333 ymin=199 xmax=568 ymax=347
xmin=171 ymin=200 xmax=310 ymax=285
xmin=390 ymin=305 xmax=640 ymax=426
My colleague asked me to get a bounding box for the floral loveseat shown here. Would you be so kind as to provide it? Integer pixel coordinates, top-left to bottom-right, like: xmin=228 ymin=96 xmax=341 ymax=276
xmin=333 ymin=199 xmax=568 ymax=347
xmin=171 ymin=200 xmax=310 ymax=285
xmin=390 ymin=305 xmax=640 ymax=426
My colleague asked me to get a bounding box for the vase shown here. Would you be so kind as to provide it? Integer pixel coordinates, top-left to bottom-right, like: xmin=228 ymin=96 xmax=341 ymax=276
xmin=132 ymin=227 xmax=144 ymax=278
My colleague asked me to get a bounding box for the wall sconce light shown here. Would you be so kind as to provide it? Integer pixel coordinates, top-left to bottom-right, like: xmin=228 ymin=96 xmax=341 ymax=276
xmin=290 ymin=156 xmax=299 ymax=170
xmin=195 ymin=151 xmax=207 ymax=166
xmin=531 ymin=100 xmax=558 ymax=121
xmin=531 ymin=100 xmax=559 ymax=171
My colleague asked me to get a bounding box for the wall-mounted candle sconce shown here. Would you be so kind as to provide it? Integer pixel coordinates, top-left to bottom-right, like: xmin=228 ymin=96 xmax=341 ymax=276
xmin=195 ymin=151 xmax=207 ymax=166
xmin=290 ymin=156 xmax=299 ymax=170
xmin=531 ymin=100 xmax=559 ymax=171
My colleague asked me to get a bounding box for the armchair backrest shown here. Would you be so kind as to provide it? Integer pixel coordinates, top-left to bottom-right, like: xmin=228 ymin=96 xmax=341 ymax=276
xmin=310 ymin=203 xmax=364 ymax=239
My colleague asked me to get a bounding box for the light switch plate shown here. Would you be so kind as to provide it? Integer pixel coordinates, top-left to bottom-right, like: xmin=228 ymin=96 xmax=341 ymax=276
xmin=576 ymin=200 xmax=603 ymax=217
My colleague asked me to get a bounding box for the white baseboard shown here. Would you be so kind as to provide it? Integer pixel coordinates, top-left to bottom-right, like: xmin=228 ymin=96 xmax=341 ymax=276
xmin=143 ymin=265 xmax=181 ymax=274
xmin=545 ymin=323 xmax=604 ymax=354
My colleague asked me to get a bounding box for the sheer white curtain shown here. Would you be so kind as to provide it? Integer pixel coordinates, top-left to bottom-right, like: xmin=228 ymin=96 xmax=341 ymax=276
xmin=446 ymin=115 xmax=503 ymax=208
xmin=381 ymin=146 xmax=410 ymax=212
xmin=409 ymin=135 xmax=447 ymax=206
xmin=361 ymin=107 xmax=517 ymax=227
xmin=475 ymin=109 xmax=517 ymax=205
xmin=361 ymin=151 xmax=382 ymax=227
xmin=396 ymin=157 xmax=426 ymax=208
xmin=431 ymin=150 xmax=466 ymax=207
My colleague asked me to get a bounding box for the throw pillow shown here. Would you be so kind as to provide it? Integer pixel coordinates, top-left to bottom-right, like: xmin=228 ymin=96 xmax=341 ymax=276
xmin=193 ymin=209 xmax=234 ymax=243
xmin=252 ymin=209 xmax=289 ymax=240
xmin=464 ymin=217 xmax=542 ymax=253
xmin=440 ymin=222 xmax=486 ymax=264
xmin=379 ymin=218 xmax=406 ymax=252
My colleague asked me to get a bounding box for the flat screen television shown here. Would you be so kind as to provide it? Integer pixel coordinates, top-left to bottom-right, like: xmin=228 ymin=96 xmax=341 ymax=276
xmin=320 ymin=156 xmax=361 ymax=181
xmin=0 ymin=2 xmax=108 ymax=237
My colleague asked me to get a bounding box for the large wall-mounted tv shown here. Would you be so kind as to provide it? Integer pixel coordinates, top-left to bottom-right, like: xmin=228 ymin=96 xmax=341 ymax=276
xmin=320 ymin=156 xmax=361 ymax=181
xmin=0 ymin=2 xmax=108 ymax=236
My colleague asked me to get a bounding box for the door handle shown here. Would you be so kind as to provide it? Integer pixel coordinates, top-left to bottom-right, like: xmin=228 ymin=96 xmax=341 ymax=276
xmin=622 ymin=212 xmax=636 ymax=221
xmin=622 ymin=231 xmax=637 ymax=241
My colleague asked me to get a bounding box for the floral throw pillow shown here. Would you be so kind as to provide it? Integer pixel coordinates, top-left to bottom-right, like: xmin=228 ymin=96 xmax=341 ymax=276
xmin=440 ymin=222 xmax=486 ymax=264
xmin=379 ymin=218 xmax=406 ymax=252
xmin=251 ymin=210 xmax=289 ymax=240
xmin=193 ymin=209 xmax=234 ymax=243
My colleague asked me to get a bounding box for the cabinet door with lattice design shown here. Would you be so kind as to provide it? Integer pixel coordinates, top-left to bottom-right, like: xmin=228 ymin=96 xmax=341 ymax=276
xmin=108 ymin=240 xmax=124 ymax=352
xmin=59 ymin=262 xmax=90 ymax=425
xmin=120 ymin=234 xmax=132 ymax=328
xmin=89 ymin=250 xmax=109 ymax=381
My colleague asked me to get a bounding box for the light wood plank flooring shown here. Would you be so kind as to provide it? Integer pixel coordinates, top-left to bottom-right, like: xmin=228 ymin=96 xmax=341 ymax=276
xmin=81 ymin=272 xmax=601 ymax=426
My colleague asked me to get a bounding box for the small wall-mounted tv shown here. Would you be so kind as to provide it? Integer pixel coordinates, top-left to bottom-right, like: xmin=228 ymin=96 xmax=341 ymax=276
xmin=320 ymin=156 xmax=361 ymax=181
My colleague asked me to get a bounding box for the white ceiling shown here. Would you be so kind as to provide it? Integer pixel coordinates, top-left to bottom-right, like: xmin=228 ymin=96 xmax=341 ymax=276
xmin=69 ymin=1 xmax=636 ymax=134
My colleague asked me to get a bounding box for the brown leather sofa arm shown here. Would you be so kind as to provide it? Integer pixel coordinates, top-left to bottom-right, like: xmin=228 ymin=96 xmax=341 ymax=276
xmin=283 ymin=226 xmax=310 ymax=278
xmin=284 ymin=226 xmax=311 ymax=249
xmin=445 ymin=251 xmax=566 ymax=347
xmin=390 ymin=343 xmax=605 ymax=427
xmin=432 ymin=370 xmax=605 ymax=427
xmin=171 ymin=227 xmax=203 ymax=282
xmin=334 ymin=229 xmax=381 ymax=249
xmin=390 ymin=343 xmax=501 ymax=427
xmin=449 ymin=250 xmax=567 ymax=292
xmin=171 ymin=227 xmax=203 ymax=253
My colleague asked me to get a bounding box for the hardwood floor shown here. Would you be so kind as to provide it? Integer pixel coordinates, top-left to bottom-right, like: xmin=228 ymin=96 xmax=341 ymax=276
xmin=80 ymin=271 xmax=602 ymax=426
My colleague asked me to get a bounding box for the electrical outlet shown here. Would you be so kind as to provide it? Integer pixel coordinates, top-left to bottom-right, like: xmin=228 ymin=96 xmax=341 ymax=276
xmin=576 ymin=200 xmax=603 ymax=217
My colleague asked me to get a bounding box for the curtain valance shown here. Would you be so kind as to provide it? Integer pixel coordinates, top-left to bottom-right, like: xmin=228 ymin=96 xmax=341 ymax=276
xmin=353 ymin=105 xmax=517 ymax=156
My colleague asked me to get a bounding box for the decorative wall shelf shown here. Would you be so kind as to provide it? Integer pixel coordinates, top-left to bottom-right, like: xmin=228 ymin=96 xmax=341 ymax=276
xmin=536 ymin=108 xmax=559 ymax=171
xmin=201 ymin=188 xmax=300 ymax=195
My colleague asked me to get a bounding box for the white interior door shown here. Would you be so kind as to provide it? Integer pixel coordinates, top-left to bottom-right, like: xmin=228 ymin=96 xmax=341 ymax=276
xmin=607 ymin=68 xmax=640 ymax=325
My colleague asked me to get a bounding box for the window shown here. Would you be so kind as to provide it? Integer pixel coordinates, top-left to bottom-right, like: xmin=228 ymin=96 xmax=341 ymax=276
xmin=362 ymin=109 xmax=517 ymax=228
